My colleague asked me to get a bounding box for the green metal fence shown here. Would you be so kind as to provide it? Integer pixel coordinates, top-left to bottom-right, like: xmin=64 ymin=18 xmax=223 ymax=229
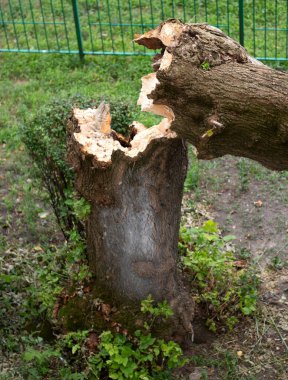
xmin=0 ymin=1 xmax=287 ymax=61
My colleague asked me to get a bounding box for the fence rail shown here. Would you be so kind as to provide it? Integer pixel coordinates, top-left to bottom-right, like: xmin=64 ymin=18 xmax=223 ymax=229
xmin=0 ymin=1 xmax=287 ymax=61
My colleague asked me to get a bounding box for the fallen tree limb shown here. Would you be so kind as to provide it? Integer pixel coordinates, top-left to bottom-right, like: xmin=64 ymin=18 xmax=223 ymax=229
xmin=135 ymin=19 xmax=288 ymax=171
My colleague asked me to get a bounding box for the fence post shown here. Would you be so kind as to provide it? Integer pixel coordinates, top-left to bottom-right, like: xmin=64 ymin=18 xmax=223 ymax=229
xmin=72 ymin=0 xmax=84 ymax=59
xmin=239 ymin=0 xmax=244 ymax=46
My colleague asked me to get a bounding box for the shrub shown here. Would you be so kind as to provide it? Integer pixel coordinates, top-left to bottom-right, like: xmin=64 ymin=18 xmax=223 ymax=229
xmin=179 ymin=220 xmax=259 ymax=332
xmin=21 ymin=95 xmax=135 ymax=239
xmin=88 ymin=329 xmax=184 ymax=380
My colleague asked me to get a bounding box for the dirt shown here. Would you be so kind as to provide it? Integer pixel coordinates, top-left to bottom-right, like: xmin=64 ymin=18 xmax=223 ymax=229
xmin=188 ymin=155 xmax=288 ymax=269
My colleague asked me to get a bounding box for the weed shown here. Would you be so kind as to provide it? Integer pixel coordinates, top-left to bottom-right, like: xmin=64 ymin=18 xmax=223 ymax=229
xmin=270 ymin=255 xmax=288 ymax=270
xmin=140 ymin=295 xmax=174 ymax=330
xmin=26 ymin=230 xmax=91 ymax=318
xmin=185 ymin=148 xmax=200 ymax=192
xmin=87 ymin=297 xmax=186 ymax=380
xmin=237 ymin=158 xmax=250 ymax=192
xmin=179 ymin=220 xmax=259 ymax=331
xmin=60 ymin=330 xmax=89 ymax=355
xmin=201 ymin=61 xmax=211 ymax=70
xmin=23 ymin=345 xmax=60 ymax=378
xmin=239 ymin=247 xmax=252 ymax=260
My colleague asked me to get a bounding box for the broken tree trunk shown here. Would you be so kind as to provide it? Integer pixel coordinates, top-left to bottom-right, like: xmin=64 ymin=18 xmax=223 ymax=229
xmin=135 ymin=19 xmax=288 ymax=171
xmin=67 ymin=104 xmax=194 ymax=336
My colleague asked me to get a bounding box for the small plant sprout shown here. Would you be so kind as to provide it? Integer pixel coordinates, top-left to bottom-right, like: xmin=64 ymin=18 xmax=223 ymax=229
xmin=201 ymin=61 xmax=210 ymax=70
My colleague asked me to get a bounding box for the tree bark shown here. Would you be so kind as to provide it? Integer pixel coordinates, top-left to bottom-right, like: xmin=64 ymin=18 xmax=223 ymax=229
xmin=67 ymin=104 xmax=194 ymax=335
xmin=135 ymin=19 xmax=288 ymax=171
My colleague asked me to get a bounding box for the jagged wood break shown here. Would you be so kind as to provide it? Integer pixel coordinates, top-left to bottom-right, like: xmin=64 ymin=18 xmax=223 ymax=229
xmin=68 ymin=103 xmax=194 ymax=336
xmin=135 ymin=19 xmax=288 ymax=171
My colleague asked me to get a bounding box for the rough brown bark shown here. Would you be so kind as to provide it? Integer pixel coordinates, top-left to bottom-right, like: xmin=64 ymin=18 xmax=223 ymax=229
xmin=67 ymin=104 xmax=194 ymax=335
xmin=135 ymin=19 xmax=288 ymax=171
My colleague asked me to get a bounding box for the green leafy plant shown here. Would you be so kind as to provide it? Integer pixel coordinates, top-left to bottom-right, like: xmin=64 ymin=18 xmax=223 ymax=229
xmin=61 ymin=330 xmax=89 ymax=355
xmin=237 ymin=158 xmax=250 ymax=192
xmin=201 ymin=61 xmax=210 ymax=70
xmin=21 ymin=95 xmax=135 ymax=239
xmin=23 ymin=345 xmax=60 ymax=378
xmin=87 ymin=296 xmax=185 ymax=379
xmin=140 ymin=295 xmax=174 ymax=330
xmin=270 ymin=255 xmax=287 ymax=270
xmin=88 ymin=329 xmax=185 ymax=379
xmin=179 ymin=220 xmax=259 ymax=331
xmin=26 ymin=230 xmax=91 ymax=318
xmin=184 ymin=148 xmax=200 ymax=192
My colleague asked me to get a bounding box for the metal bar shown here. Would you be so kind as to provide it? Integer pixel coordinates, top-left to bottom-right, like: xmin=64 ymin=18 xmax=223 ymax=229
xmin=1 ymin=47 xmax=288 ymax=61
xmin=204 ymin=0 xmax=208 ymax=23
xmin=0 ymin=48 xmax=154 ymax=56
xmin=28 ymin=0 xmax=40 ymax=51
xmin=0 ymin=5 xmax=10 ymax=50
xmin=7 ymin=0 xmax=20 ymax=49
xmin=275 ymin=0 xmax=278 ymax=59
xmin=264 ymin=0 xmax=267 ymax=59
xmin=149 ymin=0 xmax=155 ymax=28
xmin=226 ymin=0 xmax=230 ymax=35
xmin=88 ymin=22 xmax=229 ymax=28
xmin=85 ymin=0 xmax=95 ymax=52
xmin=128 ymin=0 xmax=135 ymax=52
xmin=88 ymin=22 xmax=155 ymax=27
xmin=160 ymin=0 xmax=165 ymax=21
xmin=72 ymin=0 xmax=84 ymax=59
xmin=171 ymin=0 xmax=175 ymax=18
xmin=252 ymin=0 xmax=256 ymax=56
xmin=286 ymin=0 xmax=288 ymax=58
xmin=106 ymin=0 xmax=115 ymax=53
xmin=18 ymin=0 xmax=30 ymax=50
xmin=0 ymin=21 xmax=65 ymax=25
xmin=95 ymin=0 xmax=104 ymax=52
xmin=60 ymin=0 xmax=71 ymax=51
xmin=216 ymin=0 xmax=219 ymax=26
xmin=39 ymin=0 xmax=50 ymax=50
xmin=49 ymin=0 xmax=60 ymax=51
xmin=254 ymin=27 xmax=288 ymax=31
xmin=117 ymin=0 xmax=125 ymax=53
xmin=239 ymin=0 xmax=244 ymax=46
xmin=138 ymin=0 xmax=146 ymax=52
xmin=182 ymin=0 xmax=186 ymax=22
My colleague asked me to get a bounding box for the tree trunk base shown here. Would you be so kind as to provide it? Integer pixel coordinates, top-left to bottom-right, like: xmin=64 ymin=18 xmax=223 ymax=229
xmin=68 ymin=104 xmax=194 ymax=336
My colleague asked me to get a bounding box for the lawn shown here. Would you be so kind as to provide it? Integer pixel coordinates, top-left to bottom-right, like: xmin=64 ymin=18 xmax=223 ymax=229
xmin=1 ymin=2 xmax=288 ymax=379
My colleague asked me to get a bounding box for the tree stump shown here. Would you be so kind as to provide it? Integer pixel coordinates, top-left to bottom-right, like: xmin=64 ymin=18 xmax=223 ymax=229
xmin=67 ymin=103 xmax=194 ymax=336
